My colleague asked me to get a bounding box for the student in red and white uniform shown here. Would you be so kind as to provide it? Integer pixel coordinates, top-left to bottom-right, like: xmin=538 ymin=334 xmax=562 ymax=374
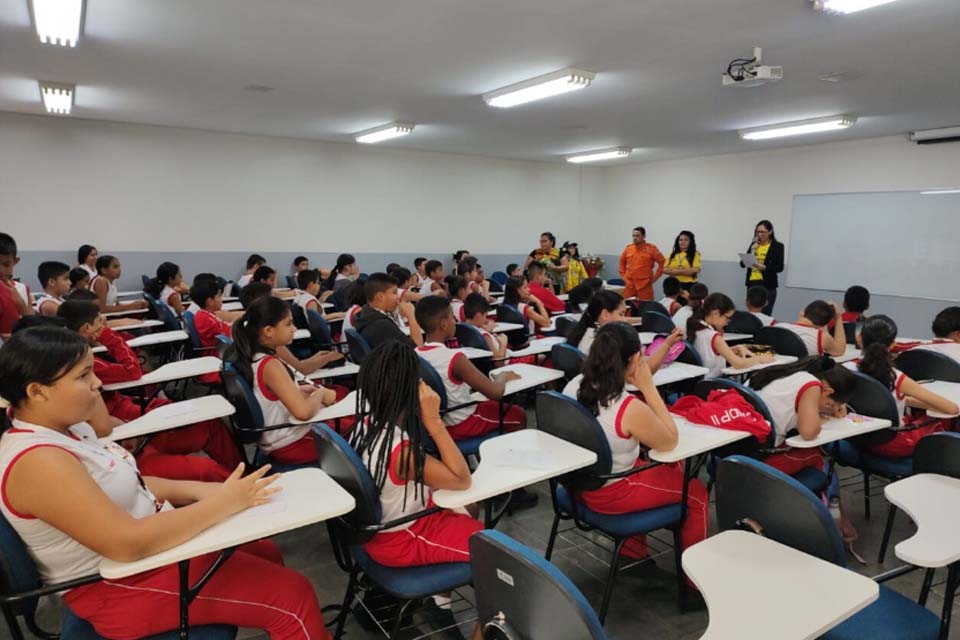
xmin=778 ymin=300 xmax=847 ymax=357
xmin=351 ymin=340 xmax=483 ymax=630
xmin=687 ymin=293 xmax=773 ymax=379
xmin=144 ymin=262 xmax=187 ymax=316
xmin=76 ymin=244 xmax=98 ymax=280
xmin=457 ymin=257 xmax=493 ymax=302
xmin=855 ymin=315 xmax=958 ymax=457
xmin=0 ymin=326 xmax=332 ymax=640
xmin=57 ymin=300 xmax=242 ymax=482
xmin=659 ymin=276 xmax=685 ymax=317
xmin=292 ymin=269 xmax=338 ymax=315
xmin=340 ymin=281 xmax=366 ymax=336
xmin=567 ymin=290 xmax=625 ymax=355
xmin=920 ymin=306 xmax=960 ymax=363
xmin=745 ymin=286 xmax=776 ymax=327
xmin=462 ymin=294 xmax=510 ymax=364
xmin=525 ymin=262 xmax=565 ymax=314
xmin=224 ymin=296 xmax=338 ymax=463
xmin=413 ymin=257 xmax=429 ymax=288
xmin=672 ymin=282 xmax=707 ymax=338
xmin=90 ymin=255 xmax=148 ymax=314
xmin=237 ymin=253 xmax=266 ymax=289
xmin=189 ymin=279 xmax=233 ymax=387
xmin=414 ymin=296 xmax=526 ymax=440
xmin=503 ymin=276 xmax=550 ymax=336
xmin=748 ymin=355 xmax=856 ymax=476
xmin=446 ymin=276 xmax=469 ymax=322
xmin=562 ymin=322 xmax=708 ymax=569
xmin=34 ymin=261 xmax=71 ymax=317
xmin=421 ymin=260 xmax=448 ymax=296
xmin=387 ymin=267 xmax=425 ymax=306
xmin=0 ymin=233 xmax=32 ymax=338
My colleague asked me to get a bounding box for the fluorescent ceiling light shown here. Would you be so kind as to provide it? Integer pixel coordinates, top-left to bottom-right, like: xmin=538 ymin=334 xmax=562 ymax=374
xmin=909 ymin=127 xmax=960 ymax=143
xmin=739 ymin=115 xmax=857 ymax=141
xmin=812 ymin=0 xmax=898 ymax=13
xmin=566 ymin=148 xmax=631 ymax=164
xmin=31 ymin=0 xmax=84 ymax=47
xmin=921 ymin=189 xmax=960 ymax=195
xmin=39 ymin=82 xmax=74 ymax=115
xmin=483 ymin=68 xmax=595 ymax=109
xmin=354 ymin=122 xmax=415 ymax=144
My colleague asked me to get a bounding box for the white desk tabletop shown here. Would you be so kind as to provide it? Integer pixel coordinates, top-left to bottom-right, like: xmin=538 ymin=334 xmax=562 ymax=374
xmin=785 ymin=414 xmax=890 ymax=449
xmin=920 ymin=380 xmax=960 ymax=418
xmin=222 ymin=296 xmax=239 ymax=303
xmin=292 ymin=390 xmax=363 ymax=424
xmin=507 ymin=336 xmax=567 ymax=358
xmin=293 ymin=328 xmax=311 ymax=340
xmin=721 ymin=354 xmax=797 ymax=376
xmin=114 ymin=319 xmax=164 ymax=332
xmin=304 ymin=362 xmax=361 ymax=381
xmin=103 ymin=308 xmax=149 ymax=318
xmin=92 ymin=330 xmax=189 ymax=354
xmin=470 ymin=364 xmax=564 ymax=402
xmin=684 ymin=530 xmax=878 ymax=640
xmin=885 ymin=473 xmax=960 ymax=568
xmin=433 ymin=430 xmax=596 ymax=509
xmin=721 ymin=332 xmax=753 ymax=343
xmin=652 ymin=362 xmax=710 ymax=387
xmin=604 ymin=283 xmax=625 ymax=292
xmin=649 ymin=417 xmax=752 ymax=464
xmin=557 ymin=294 xmax=569 ymax=301
xmin=108 ymin=395 xmax=235 ymax=441
xmin=221 ymin=301 xmax=243 ymax=312
xmin=116 ymin=290 xmax=144 ymax=298
xmin=454 ymin=347 xmax=496 ymax=360
xmin=545 ymin=314 xmax=581 ymax=333
xmin=834 ymin=345 xmax=861 ymax=364
xmin=100 ymin=468 xmax=355 ymax=579
xmin=492 ymin=322 xmax=525 ymax=334
xmin=638 ymin=332 xmax=660 ymax=346
xmin=101 ymin=356 xmax=222 ymax=392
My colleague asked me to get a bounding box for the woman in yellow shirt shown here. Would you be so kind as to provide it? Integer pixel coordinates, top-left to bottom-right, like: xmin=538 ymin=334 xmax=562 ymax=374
xmin=562 ymin=240 xmax=589 ymax=292
xmin=664 ymin=230 xmax=701 ymax=292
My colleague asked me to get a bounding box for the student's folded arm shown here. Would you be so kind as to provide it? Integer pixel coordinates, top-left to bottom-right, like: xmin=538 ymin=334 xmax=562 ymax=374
xmin=262 ymin=358 xmax=320 ymax=421
xmin=454 ymin=356 xmax=504 ymax=400
xmin=622 ymin=396 xmax=677 ymax=451
xmin=399 ymin=430 xmax=471 ymax=491
xmin=901 ymin=377 xmax=960 ymax=416
xmin=795 ymin=386 xmax=824 ymax=441
xmin=94 ymin=328 xmax=143 ymax=383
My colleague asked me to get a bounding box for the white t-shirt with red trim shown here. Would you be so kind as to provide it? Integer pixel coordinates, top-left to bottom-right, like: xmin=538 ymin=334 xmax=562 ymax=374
xmin=251 ymin=354 xmax=311 ymax=452
xmin=33 ymin=293 xmax=63 ymax=316
xmin=358 ymin=424 xmax=428 ymax=532
xmin=916 ymin=341 xmax=960 ymax=365
xmin=415 ymin=343 xmax=474 ymax=425
xmin=659 ymin=297 xmax=682 ymax=316
xmin=450 ymin=298 xmax=466 ymax=323
xmin=751 ymin=311 xmax=776 ymax=327
xmin=292 ymin=290 xmax=320 ymax=315
xmin=518 ymin=302 xmax=536 ymax=335
xmin=778 ymin=323 xmax=824 ymax=356
xmin=342 ymin=305 xmax=362 ymax=334
xmin=0 ymin=419 xmax=166 ymax=585
xmin=160 ymin=285 xmax=179 ymax=309
xmin=577 ymin=326 xmax=596 ymax=355
xmin=673 ymin=306 xmax=694 ymax=337
xmin=563 ymin=376 xmax=640 ymax=485
xmin=90 ymin=275 xmax=118 ymax=306
xmin=752 ymin=371 xmax=822 ymax=446
xmin=692 ymin=322 xmax=725 ymax=379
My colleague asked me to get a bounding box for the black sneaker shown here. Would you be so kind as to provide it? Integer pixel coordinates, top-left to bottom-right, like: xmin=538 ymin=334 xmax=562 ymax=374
xmin=507 ymin=487 xmax=539 ymax=511
xmin=411 ymin=599 xmax=468 ymax=640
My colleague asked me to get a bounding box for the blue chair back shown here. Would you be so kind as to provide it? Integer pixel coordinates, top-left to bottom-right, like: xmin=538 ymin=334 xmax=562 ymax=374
xmin=285 ymin=275 xmax=297 ymax=289
xmin=554 ymin=316 xmax=578 ymax=339
xmin=215 ymin=335 xmax=232 ymax=358
xmin=144 ymin=293 xmax=181 ymax=332
xmin=640 ymin=312 xmax=674 ymax=335
xmin=490 ymin=271 xmax=509 ymax=286
xmin=344 ymin=328 xmax=371 ymax=365
xmin=220 ymin=362 xmax=266 ymax=444
xmin=455 ymin=323 xmax=489 ymax=350
xmin=631 ymin=300 xmax=670 ymax=317
xmin=843 ymin=371 xmax=901 ymax=449
xmin=182 ymin=311 xmax=202 ymax=350
xmin=535 ymin=391 xmax=612 ymax=492
xmin=895 ymin=348 xmax=960 ymax=383
xmin=305 ymin=309 xmax=335 ymax=349
xmin=470 ymin=531 xmax=608 ymax=640
xmin=755 ymin=326 xmax=808 ymax=359
xmin=313 ymin=424 xmax=382 ymax=537
xmin=551 ymin=343 xmax=585 ymax=381
xmin=606 ymin=278 xmax=625 ymax=286
xmin=0 ymin=513 xmax=43 ymax=619
xmin=914 ymin=432 xmax=960 ymax=477
xmin=141 ymin=275 xmax=150 ymax=288
xmin=417 ymin=357 xmax=449 ymax=412
xmin=674 ymin=340 xmax=704 ymax=366
xmin=727 ymin=310 xmax=763 ymax=336
xmin=716 ymin=456 xmax=847 ymax=566
xmin=495 ymin=304 xmax=529 ymax=349
xmin=486 ymin=278 xmax=503 ymax=294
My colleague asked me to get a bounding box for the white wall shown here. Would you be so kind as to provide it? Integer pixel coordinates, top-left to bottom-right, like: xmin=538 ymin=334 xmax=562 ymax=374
xmin=0 ymin=111 xmax=603 ymax=253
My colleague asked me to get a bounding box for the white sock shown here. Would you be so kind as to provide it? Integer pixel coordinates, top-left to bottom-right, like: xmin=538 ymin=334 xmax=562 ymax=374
xmin=432 ymin=595 xmax=452 ymax=610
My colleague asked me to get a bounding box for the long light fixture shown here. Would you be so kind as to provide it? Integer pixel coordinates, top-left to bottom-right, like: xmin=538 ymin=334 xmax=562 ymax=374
xmin=739 ymin=115 xmax=857 ymax=141
xmin=30 ymin=0 xmax=84 ymax=47
xmin=921 ymin=189 xmax=960 ymax=195
xmin=354 ymin=122 xmax=415 ymax=144
xmin=39 ymin=82 xmax=74 ymax=115
xmin=812 ymin=0 xmax=899 ymax=13
xmin=483 ymin=68 xmax=595 ymax=109
xmin=565 ymin=147 xmax=631 ymax=164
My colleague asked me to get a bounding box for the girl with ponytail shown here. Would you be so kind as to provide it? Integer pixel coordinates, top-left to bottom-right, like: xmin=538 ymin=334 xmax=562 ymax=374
xmin=324 ymin=253 xmax=359 ymax=293
xmin=672 ymin=282 xmax=708 ymax=338
xmin=566 ymin=290 xmax=626 ymax=354
xmin=225 ymin=296 xmax=336 ymax=464
xmin=144 ymin=262 xmax=186 ymax=315
xmin=856 ymin=315 xmax=958 ymax=457
xmin=563 ymin=322 xmax=709 ymax=569
xmin=687 ymin=292 xmax=773 ymax=378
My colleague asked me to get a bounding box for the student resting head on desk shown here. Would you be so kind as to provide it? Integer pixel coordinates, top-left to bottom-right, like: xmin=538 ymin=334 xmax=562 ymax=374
xmin=747 ymin=355 xmax=856 ymax=477
xmin=855 ymin=315 xmax=958 ymax=457
xmin=562 ymin=322 xmax=708 ymax=568
xmin=687 ymin=293 xmax=773 ymax=379
xmin=0 ymin=325 xmax=334 ymax=640
xmin=920 ymin=306 xmax=960 ymax=363
xmin=778 ymin=300 xmax=847 ymax=358
xmin=144 ymin=261 xmax=187 ymax=316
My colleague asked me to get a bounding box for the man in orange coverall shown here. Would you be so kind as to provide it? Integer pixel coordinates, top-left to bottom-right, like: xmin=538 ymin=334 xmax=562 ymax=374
xmin=618 ymin=226 xmax=665 ymax=301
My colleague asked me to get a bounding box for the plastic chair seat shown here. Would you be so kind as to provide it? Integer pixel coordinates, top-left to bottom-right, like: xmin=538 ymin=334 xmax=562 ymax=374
xmin=453 ymin=432 xmax=501 ymax=458
xmin=350 ymin=546 xmax=472 ymax=600
xmin=836 ymin=441 xmax=913 ymax=478
xmin=792 ymin=467 xmax=828 ymax=494
xmin=556 ymin=486 xmax=681 ymax=538
xmin=822 ymin=584 xmax=940 ymax=640
xmin=62 ymin=609 xmax=236 ymax=640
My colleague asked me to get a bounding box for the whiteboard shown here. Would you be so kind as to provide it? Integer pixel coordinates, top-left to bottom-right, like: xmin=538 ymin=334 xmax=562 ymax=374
xmin=787 ymin=191 xmax=960 ymax=301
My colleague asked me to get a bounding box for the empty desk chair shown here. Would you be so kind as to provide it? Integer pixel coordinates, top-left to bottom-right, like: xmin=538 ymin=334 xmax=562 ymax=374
xmin=895 ymin=349 xmax=960 ymax=383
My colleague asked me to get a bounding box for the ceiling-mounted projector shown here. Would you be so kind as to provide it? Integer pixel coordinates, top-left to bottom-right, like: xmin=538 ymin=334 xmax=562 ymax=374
xmin=722 ymin=47 xmax=783 ymax=88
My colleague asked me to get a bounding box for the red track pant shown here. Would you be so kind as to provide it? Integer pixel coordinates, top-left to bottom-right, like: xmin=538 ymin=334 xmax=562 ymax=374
xmin=446 ymin=401 xmax=526 ymax=440
xmin=762 ymin=448 xmax=824 ymax=476
xmin=364 ymin=510 xmax=483 ymax=567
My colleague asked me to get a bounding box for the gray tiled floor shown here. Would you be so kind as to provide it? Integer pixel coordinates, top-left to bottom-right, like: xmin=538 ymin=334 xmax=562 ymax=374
xmin=12 ymin=440 xmax=960 ymax=640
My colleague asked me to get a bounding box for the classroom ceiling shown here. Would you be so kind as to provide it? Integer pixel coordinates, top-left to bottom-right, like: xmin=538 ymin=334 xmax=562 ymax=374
xmin=1 ymin=0 xmax=959 ymax=164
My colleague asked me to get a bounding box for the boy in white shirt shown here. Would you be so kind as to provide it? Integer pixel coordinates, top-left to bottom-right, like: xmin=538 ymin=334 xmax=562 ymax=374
xmin=746 ymin=285 xmax=776 ymax=327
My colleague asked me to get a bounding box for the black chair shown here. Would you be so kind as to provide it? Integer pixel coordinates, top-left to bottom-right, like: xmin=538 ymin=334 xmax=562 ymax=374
xmin=895 ymin=349 xmax=960 ymax=383
xmin=490 ymin=271 xmax=509 ymax=287
xmin=726 ymin=311 xmax=763 ymax=336
xmin=495 ymin=304 xmax=530 ymax=349
xmin=470 ymin=530 xmax=608 ymax=640
xmin=755 ymin=326 xmax=808 ymax=359
xmin=0 ymin=512 xmax=236 ymax=640
xmin=314 ymin=424 xmax=473 ymax=640
xmin=486 ymin=278 xmax=503 ymax=293
xmin=630 ymin=300 xmax=670 ymax=317
xmin=285 ymin=275 xmax=297 ymax=289
xmin=606 ymin=278 xmax=625 ymax=286
xmin=182 ymin=311 xmax=220 ymax=358
xmin=536 ymin=391 xmax=687 ymax=623
xmin=141 ymin=274 xmax=151 ymax=288
xmin=554 ymin=316 xmax=579 ymax=339
xmin=673 ymin=340 xmax=704 ymax=367
xmin=639 ymin=311 xmax=675 ymax=334
xmin=454 ymin=324 xmax=494 ymax=374
xmin=843 ymin=321 xmax=860 ymax=345
xmin=344 ymin=328 xmax=372 ymax=365
xmin=715 ymin=456 xmax=941 ymax=640
xmin=551 ymin=343 xmax=585 ymax=382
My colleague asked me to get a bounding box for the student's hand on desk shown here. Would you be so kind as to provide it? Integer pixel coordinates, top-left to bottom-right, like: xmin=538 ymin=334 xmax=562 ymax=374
xmin=494 ymin=371 xmax=521 ymax=384
xmin=129 ymin=300 xmax=149 ymax=310
xmin=217 ymin=464 xmax=282 ymax=514
xmin=324 ymin=351 xmax=345 ymax=364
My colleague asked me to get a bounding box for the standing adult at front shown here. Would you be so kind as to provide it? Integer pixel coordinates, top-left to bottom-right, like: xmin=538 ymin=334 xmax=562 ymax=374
xmin=524 ymin=232 xmax=567 ymax=291
xmin=663 ymin=230 xmax=701 ymax=292
xmin=740 ymin=219 xmax=784 ymax=315
xmin=618 ymin=227 xmax=665 ymax=301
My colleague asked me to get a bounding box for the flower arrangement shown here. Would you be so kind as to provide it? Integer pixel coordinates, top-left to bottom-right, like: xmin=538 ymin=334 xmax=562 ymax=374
xmin=581 ymin=254 xmax=605 ymax=278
